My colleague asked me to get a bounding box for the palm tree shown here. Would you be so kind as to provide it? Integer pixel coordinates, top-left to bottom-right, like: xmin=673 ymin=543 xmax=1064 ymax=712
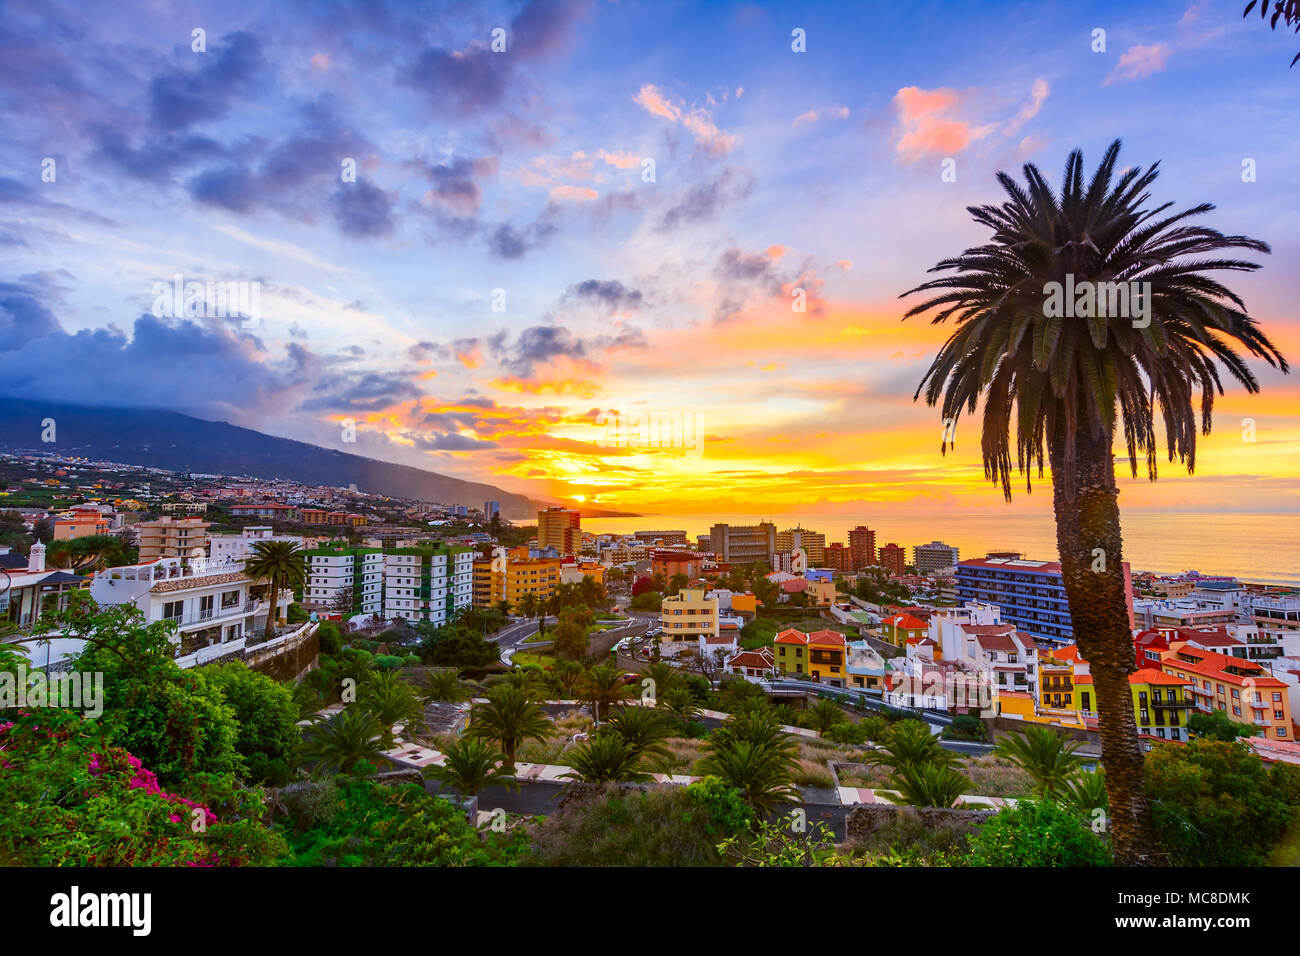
xmin=494 ymin=666 xmax=549 ymax=701
xmin=660 ymin=686 xmax=701 ymax=724
xmin=578 ymin=663 xmax=633 ymax=723
xmin=901 ymin=141 xmax=1288 ymax=864
xmin=1243 ymin=1 xmax=1300 ymax=67
xmin=643 ymin=662 xmax=683 ymax=700
xmin=885 ymin=763 xmax=972 ymax=809
xmin=244 ymin=540 xmax=308 ymax=639
xmin=358 ymin=671 xmax=425 ymax=745
xmin=425 ymin=737 xmax=517 ymax=797
xmin=298 ymin=707 xmax=386 ymax=775
xmin=868 ymin=720 xmax=959 ymax=773
xmin=995 ymin=727 xmax=1088 ymax=801
xmin=1062 ymin=767 xmax=1110 ymax=819
xmin=422 ymin=667 xmax=475 ymax=704
xmin=561 ymin=734 xmax=653 ymax=784
xmin=467 ymin=684 xmax=551 ymax=767
xmin=698 ymin=740 xmax=801 ymax=817
xmin=805 ymin=699 xmax=848 ymax=735
xmin=718 ymin=678 xmax=768 ymax=714
xmin=603 ymin=705 xmax=673 ymax=761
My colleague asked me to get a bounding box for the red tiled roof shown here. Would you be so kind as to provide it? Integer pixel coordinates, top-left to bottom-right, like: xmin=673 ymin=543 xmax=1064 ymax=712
xmin=1161 ymin=642 xmax=1285 ymax=688
xmin=975 ymin=632 xmax=1019 ymax=653
xmin=1130 ymin=668 xmax=1192 ymax=687
xmin=774 ymin=628 xmax=808 ymax=645
xmin=808 ymin=629 xmax=845 ymax=647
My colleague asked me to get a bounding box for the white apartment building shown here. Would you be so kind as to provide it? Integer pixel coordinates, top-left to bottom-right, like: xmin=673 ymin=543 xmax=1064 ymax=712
xmin=930 ymin=601 xmax=1038 ymax=698
xmin=382 ymin=545 xmax=474 ymax=626
xmin=82 ymin=556 xmax=292 ymax=659
xmin=304 ymin=545 xmax=384 ymax=616
xmin=208 ymin=526 xmax=304 ymax=563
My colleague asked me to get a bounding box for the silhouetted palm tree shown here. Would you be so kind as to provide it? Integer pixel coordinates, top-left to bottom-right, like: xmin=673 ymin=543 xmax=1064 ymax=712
xmin=902 ymin=141 xmax=1287 ymax=863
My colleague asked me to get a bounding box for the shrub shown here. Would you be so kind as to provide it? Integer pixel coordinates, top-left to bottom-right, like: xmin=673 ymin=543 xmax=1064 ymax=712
xmin=527 ymin=785 xmax=727 ymax=866
xmin=281 ymin=779 xmax=530 ymax=866
xmin=965 ymin=800 xmax=1110 ymax=866
xmin=684 ymin=776 xmax=755 ymax=836
xmin=1145 ymin=739 xmax=1300 ymax=866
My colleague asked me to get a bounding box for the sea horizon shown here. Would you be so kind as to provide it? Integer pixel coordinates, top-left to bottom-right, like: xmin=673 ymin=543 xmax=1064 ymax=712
xmin=580 ymin=510 xmax=1300 ymax=586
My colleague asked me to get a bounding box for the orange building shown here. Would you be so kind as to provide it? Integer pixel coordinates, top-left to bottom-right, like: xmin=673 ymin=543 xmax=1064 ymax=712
xmin=1159 ymin=642 xmax=1294 ymax=741
xmin=652 ymin=550 xmax=703 ymax=581
xmin=53 ymin=510 xmax=110 ymax=540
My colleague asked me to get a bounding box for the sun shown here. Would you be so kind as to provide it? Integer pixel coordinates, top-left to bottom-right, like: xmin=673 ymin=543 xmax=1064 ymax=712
xmin=571 ymin=494 xmax=587 ymax=503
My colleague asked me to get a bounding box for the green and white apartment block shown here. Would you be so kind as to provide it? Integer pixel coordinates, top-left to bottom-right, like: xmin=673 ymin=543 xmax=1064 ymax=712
xmin=303 ymin=544 xmax=385 ymax=616
xmin=383 ymin=543 xmax=475 ymax=626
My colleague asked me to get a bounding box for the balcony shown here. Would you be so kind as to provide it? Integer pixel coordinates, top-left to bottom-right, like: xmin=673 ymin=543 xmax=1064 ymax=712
xmin=1150 ymin=697 xmax=1191 ymax=709
xmin=163 ymin=600 xmax=262 ymax=629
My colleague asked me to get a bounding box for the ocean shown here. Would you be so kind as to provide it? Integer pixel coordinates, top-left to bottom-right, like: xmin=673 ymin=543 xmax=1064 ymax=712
xmin=579 ymin=511 xmax=1300 ymax=586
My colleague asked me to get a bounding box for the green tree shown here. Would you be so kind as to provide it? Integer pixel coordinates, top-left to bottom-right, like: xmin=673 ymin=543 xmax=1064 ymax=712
xmin=805 ymin=698 xmax=849 ymax=735
xmin=868 ymin=720 xmax=958 ymax=774
xmin=561 ymin=734 xmax=653 ymax=784
xmin=422 ymin=667 xmax=475 ymax=704
xmin=901 ymin=141 xmax=1289 ymax=863
xmin=603 ymin=705 xmax=672 ymax=761
xmin=1145 ymin=739 xmax=1300 ymax=866
xmin=467 ymin=685 xmax=551 ymax=767
xmin=244 ymin=540 xmax=308 ymax=640
xmin=358 ymin=671 xmax=425 ymax=746
xmin=578 ymin=663 xmax=633 ymax=723
xmin=1188 ymin=709 xmax=1250 ymax=741
xmin=298 ymin=707 xmax=387 ymax=776
xmin=425 ymin=737 xmax=517 ymax=797
xmin=994 ymin=726 xmax=1088 ymax=799
xmin=885 ymin=763 xmax=972 ymax=808
xmin=701 ymin=709 xmax=801 ymax=816
xmin=202 ymin=661 xmax=301 ymax=786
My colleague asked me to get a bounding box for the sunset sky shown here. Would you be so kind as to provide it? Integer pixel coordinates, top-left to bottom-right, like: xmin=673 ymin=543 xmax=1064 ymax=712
xmin=2 ymin=0 xmax=1298 ymax=515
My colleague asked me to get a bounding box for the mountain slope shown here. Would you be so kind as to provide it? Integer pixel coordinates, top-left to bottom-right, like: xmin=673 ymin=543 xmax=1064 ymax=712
xmin=0 ymin=401 xmax=546 ymax=518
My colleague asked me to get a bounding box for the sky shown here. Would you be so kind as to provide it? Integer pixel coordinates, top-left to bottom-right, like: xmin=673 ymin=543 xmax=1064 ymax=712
xmin=1 ymin=0 xmax=1298 ymax=517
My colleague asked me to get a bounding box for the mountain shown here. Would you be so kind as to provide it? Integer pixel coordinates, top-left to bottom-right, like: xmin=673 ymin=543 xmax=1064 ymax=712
xmin=0 ymin=401 xmax=557 ymax=519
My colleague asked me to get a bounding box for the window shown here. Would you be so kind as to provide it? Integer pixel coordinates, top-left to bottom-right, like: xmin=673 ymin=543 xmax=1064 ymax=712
xmin=1233 ymin=706 xmax=1241 ymax=716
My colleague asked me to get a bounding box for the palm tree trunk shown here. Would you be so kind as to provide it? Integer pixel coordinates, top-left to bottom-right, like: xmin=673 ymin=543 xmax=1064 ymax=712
xmin=1049 ymin=418 xmax=1161 ymax=865
xmin=265 ymin=572 xmax=279 ymax=640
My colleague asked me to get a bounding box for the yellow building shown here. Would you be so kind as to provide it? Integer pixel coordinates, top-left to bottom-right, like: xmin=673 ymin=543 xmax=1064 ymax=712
xmin=471 ymin=547 xmax=561 ymax=610
xmin=772 ymin=628 xmax=847 ymax=686
xmin=659 ymin=588 xmax=718 ymax=641
xmin=775 ymin=527 xmax=826 ymax=566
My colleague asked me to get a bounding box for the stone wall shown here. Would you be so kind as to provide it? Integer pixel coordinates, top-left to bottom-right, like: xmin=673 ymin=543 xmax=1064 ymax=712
xmin=247 ymin=626 xmax=319 ymax=683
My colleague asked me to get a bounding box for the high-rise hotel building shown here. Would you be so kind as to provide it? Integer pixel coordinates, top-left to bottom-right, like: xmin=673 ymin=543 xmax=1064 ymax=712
xmin=537 ymin=507 xmax=581 ymax=556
